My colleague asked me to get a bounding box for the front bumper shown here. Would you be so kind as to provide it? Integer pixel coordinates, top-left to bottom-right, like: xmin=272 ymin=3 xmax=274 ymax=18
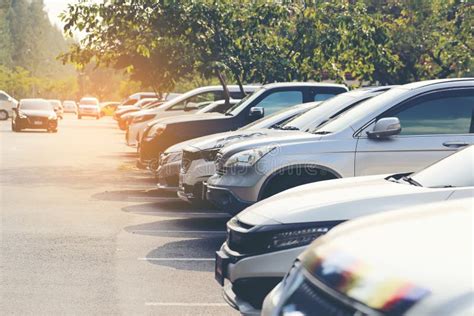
xmin=17 ymin=117 xmax=57 ymax=129
xmin=156 ymin=161 xmax=180 ymax=192
xmin=78 ymin=109 xmax=99 ymax=116
xmin=206 ymin=184 xmax=253 ymax=214
xmin=216 ymin=243 xmax=306 ymax=313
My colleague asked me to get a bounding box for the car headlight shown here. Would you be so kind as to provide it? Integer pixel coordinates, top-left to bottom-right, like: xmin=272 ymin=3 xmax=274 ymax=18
xmin=161 ymin=151 xmax=182 ymax=165
xmin=48 ymin=114 xmax=57 ymax=120
xmin=223 ymin=146 xmax=276 ymax=168
xmin=227 ymin=218 xmax=341 ymax=254
xmin=18 ymin=111 xmax=27 ymax=119
xmin=133 ymin=114 xmax=155 ymax=123
xmin=146 ymin=124 xmax=166 ymax=139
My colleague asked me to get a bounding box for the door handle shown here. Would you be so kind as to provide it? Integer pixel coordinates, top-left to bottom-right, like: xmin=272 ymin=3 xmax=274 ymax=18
xmin=442 ymin=141 xmax=469 ymax=148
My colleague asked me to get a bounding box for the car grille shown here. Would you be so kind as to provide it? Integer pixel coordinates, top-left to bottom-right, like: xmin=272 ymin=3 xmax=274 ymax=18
xmin=27 ymin=116 xmax=48 ymax=125
xmin=215 ymin=152 xmax=225 ymax=175
xmin=282 ymin=277 xmax=362 ymax=316
xmin=181 ymin=150 xmax=200 ymax=174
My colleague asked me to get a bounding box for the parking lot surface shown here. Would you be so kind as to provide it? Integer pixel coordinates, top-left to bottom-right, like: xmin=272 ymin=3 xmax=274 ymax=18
xmin=0 ymin=115 xmax=236 ymax=315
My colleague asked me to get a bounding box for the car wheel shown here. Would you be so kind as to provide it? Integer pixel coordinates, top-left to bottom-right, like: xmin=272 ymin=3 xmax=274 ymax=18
xmin=78 ymin=115 xmax=82 ymax=119
xmin=0 ymin=110 xmax=8 ymax=120
xmin=118 ymin=121 xmax=126 ymax=130
xmin=96 ymin=115 xmax=100 ymax=120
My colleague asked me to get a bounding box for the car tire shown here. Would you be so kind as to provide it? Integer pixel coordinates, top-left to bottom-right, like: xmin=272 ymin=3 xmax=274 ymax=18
xmin=12 ymin=122 xmax=21 ymax=132
xmin=118 ymin=120 xmax=126 ymax=130
xmin=78 ymin=115 xmax=82 ymax=119
xmin=96 ymin=115 xmax=100 ymax=120
xmin=0 ymin=110 xmax=8 ymax=120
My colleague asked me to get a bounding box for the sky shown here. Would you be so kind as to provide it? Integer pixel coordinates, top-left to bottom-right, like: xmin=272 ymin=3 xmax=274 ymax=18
xmin=44 ymin=0 xmax=73 ymax=29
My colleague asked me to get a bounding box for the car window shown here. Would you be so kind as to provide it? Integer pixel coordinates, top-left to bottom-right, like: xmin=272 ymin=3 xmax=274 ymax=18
xmin=385 ymin=89 xmax=474 ymax=135
xmin=169 ymin=91 xmax=223 ymax=111
xmin=257 ymin=91 xmax=303 ymax=115
xmin=0 ymin=92 xmax=8 ymax=101
xmin=314 ymin=93 xmax=336 ymax=101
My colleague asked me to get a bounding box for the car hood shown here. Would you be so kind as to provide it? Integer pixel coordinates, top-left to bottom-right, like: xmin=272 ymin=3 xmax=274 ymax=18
xmin=303 ymin=199 xmax=474 ymax=315
xmin=219 ymin=131 xmax=318 ymax=158
xmin=237 ymin=175 xmax=457 ymax=225
xmin=167 ymin=129 xmax=298 ymax=154
xmin=20 ymin=109 xmax=55 ymax=117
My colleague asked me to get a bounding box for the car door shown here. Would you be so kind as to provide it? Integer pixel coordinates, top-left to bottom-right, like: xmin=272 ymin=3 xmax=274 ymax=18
xmin=355 ymin=88 xmax=474 ymax=176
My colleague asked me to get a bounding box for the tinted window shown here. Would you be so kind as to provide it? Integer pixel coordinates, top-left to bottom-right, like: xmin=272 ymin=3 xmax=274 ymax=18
xmin=387 ymin=89 xmax=474 ymax=135
xmin=257 ymin=91 xmax=303 ymax=115
xmin=169 ymin=92 xmax=223 ymax=110
xmin=314 ymin=94 xmax=335 ymax=101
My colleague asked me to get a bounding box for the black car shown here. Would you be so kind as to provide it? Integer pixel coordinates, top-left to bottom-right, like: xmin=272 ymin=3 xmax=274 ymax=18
xmin=139 ymin=83 xmax=348 ymax=168
xmin=12 ymin=99 xmax=58 ymax=132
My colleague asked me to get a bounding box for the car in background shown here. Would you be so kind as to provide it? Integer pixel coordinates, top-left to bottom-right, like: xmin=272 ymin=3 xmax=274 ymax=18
xmin=63 ymin=100 xmax=78 ymax=114
xmin=78 ymin=97 xmax=100 ymax=119
xmin=263 ymin=198 xmax=474 ymax=316
xmin=48 ymin=99 xmax=64 ymax=119
xmin=127 ymin=85 xmax=261 ymax=148
xmin=12 ymin=99 xmax=58 ymax=132
xmin=207 ymin=78 xmax=474 ymax=213
xmin=156 ymin=102 xmax=319 ymax=196
xmin=139 ymin=83 xmax=347 ymax=169
xmin=178 ymin=86 xmax=392 ymax=205
xmin=116 ymin=98 xmax=160 ymax=129
xmin=0 ymin=90 xmax=18 ymax=120
xmin=216 ymin=145 xmax=474 ymax=314
xmin=133 ymin=99 xmax=241 ymax=151
xmin=119 ymin=92 xmax=160 ymax=107
xmin=99 ymin=101 xmax=120 ymax=116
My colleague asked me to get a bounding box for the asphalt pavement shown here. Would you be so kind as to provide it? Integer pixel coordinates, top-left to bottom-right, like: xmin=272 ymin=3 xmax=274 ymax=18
xmin=0 ymin=115 xmax=236 ymax=315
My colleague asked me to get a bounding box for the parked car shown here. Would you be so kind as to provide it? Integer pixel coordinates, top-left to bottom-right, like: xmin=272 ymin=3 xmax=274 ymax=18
xmin=99 ymin=101 xmax=120 ymax=116
xmin=0 ymin=90 xmax=18 ymax=120
xmin=206 ymin=78 xmax=474 ymax=213
xmin=116 ymin=98 xmax=159 ymax=129
xmin=138 ymin=83 xmax=348 ymax=169
xmin=156 ymin=102 xmax=320 ymax=195
xmin=62 ymin=100 xmax=78 ymax=114
xmin=215 ymin=144 xmax=474 ymax=314
xmin=118 ymin=92 xmax=160 ymax=108
xmin=177 ymin=87 xmax=392 ymax=205
xmin=48 ymin=99 xmax=64 ymax=119
xmin=12 ymin=99 xmax=58 ymax=132
xmin=262 ymin=198 xmax=474 ymax=316
xmin=78 ymin=97 xmax=100 ymax=119
xmin=127 ymin=85 xmax=261 ymax=148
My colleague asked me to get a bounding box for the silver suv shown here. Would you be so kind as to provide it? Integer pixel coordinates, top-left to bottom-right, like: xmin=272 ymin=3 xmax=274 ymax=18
xmin=0 ymin=90 xmax=18 ymax=120
xmin=206 ymin=78 xmax=474 ymax=214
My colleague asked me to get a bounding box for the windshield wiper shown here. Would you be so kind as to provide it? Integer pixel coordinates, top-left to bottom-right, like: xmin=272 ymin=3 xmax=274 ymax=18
xmin=311 ymin=130 xmax=331 ymax=135
xmin=401 ymin=176 xmax=422 ymax=187
xmin=431 ymin=185 xmax=456 ymax=188
xmin=224 ymin=112 xmax=233 ymax=116
xmin=281 ymin=125 xmax=299 ymax=131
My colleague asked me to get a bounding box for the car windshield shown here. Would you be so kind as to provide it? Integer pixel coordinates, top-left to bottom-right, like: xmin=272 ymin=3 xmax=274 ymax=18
xmin=224 ymin=88 xmax=265 ymax=116
xmin=20 ymin=100 xmax=53 ymax=110
xmin=312 ymin=87 xmax=407 ymax=134
xmin=407 ymin=146 xmax=474 ymax=188
xmin=80 ymin=99 xmax=98 ymax=105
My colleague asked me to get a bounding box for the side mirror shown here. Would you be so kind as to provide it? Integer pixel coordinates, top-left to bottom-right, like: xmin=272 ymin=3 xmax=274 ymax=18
xmin=367 ymin=117 xmax=401 ymax=139
xmin=249 ymin=107 xmax=264 ymax=118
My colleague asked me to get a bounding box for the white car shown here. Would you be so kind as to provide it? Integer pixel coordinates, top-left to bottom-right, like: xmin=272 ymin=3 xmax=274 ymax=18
xmin=177 ymin=87 xmax=392 ymax=204
xmin=207 ymin=78 xmax=474 ymax=213
xmin=78 ymin=97 xmax=100 ymax=119
xmin=126 ymin=85 xmax=260 ymax=147
xmin=215 ymin=146 xmax=474 ymax=314
xmin=63 ymin=100 xmax=78 ymax=114
xmin=263 ymin=198 xmax=474 ymax=316
xmin=0 ymin=90 xmax=18 ymax=120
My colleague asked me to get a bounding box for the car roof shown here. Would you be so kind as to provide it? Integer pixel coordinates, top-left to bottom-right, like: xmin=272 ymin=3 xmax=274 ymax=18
xmin=401 ymin=78 xmax=474 ymax=90
xmin=262 ymin=82 xmax=347 ymax=89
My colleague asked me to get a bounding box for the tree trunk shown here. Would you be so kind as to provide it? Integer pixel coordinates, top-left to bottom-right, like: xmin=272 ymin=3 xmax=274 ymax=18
xmin=216 ymin=69 xmax=230 ymax=107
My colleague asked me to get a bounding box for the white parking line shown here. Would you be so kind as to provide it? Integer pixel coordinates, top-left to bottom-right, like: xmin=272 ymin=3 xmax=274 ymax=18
xmin=145 ymin=302 xmax=228 ymax=307
xmin=129 ymin=229 xmax=226 ymax=234
xmin=138 ymin=257 xmax=214 ymax=261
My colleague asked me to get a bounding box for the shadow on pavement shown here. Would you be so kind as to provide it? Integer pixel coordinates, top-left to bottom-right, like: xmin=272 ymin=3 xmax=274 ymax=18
xmin=143 ymin=238 xmax=224 ymax=272
xmin=92 ymin=188 xmax=177 ymax=202
xmin=124 ymin=217 xmax=229 ymax=238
